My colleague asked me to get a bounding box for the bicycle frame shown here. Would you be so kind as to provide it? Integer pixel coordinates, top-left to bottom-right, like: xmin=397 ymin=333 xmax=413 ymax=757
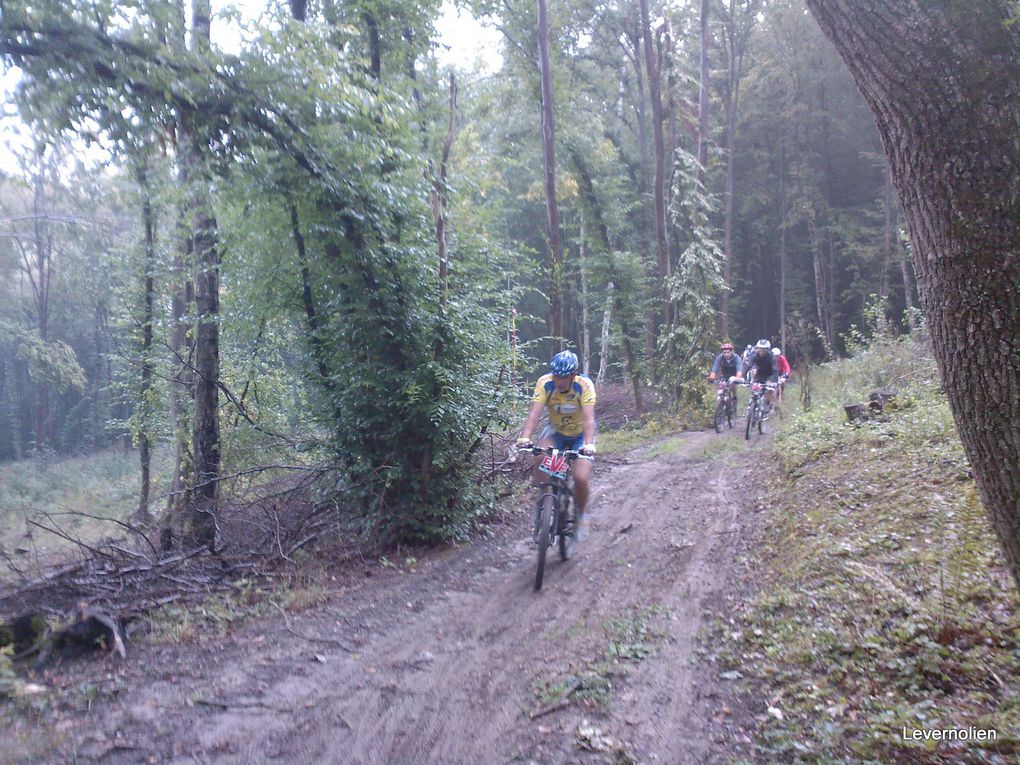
xmin=521 ymin=446 xmax=584 ymax=590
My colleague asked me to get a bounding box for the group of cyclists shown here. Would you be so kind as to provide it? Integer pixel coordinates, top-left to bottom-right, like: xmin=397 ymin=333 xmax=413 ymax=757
xmin=512 ymin=341 xmax=789 ymax=553
xmin=708 ymin=339 xmax=790 ymax=408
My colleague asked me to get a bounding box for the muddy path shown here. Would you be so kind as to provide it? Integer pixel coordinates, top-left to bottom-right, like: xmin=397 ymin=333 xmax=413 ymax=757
xmin=13 ymin=428 xmax=767 ymax=764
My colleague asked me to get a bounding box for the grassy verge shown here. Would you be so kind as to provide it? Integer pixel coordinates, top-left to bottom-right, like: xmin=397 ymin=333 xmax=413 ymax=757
xmin=713 ymin=333 xmax=1020 ymax=764
xmin=0 ymin=448 xmax=169 ymax=573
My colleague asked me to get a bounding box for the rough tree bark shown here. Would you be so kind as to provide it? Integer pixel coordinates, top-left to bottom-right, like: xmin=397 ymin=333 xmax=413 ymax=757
xmin=187 ymin=0 xmax=220 ymax=548
xmin=805 ymin=0 xmax=1020 ymax=591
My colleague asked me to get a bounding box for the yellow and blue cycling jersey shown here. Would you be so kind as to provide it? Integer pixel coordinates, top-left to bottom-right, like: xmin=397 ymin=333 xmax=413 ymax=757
xmin=531 ymin=373 xmax=596 ymax=437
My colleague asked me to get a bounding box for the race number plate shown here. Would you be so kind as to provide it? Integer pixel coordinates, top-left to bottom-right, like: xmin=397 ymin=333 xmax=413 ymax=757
xmin=538 ymin=453 xmax=569 ymax=480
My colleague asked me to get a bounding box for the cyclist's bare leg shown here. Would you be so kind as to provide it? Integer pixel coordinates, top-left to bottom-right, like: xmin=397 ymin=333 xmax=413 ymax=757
xmin=572 ymin=458 xmax=592 ymax=515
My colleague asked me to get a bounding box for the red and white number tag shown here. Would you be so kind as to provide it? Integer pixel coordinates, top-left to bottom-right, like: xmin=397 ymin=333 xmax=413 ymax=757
xmin=538 ymin=453 xmax=569 ymax=479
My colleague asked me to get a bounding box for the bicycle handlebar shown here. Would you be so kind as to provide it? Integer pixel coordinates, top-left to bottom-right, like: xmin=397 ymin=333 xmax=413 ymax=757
xmin=518 ymin=445 xmax=584 ymax=459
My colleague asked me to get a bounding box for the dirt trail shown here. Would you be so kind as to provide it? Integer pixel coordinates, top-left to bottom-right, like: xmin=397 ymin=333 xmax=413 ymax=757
xmin=21 ymin=428 xmax=765 ymax=765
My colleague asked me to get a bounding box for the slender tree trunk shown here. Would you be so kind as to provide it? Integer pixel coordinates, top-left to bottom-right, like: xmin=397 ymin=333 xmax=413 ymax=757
xmin=137 ymin=161 xmax=156 ymax=523
xmin=578 ymin=213 xmax=591 ymax=375
xmin=639 ymin=0 xmax=670 ymax=330
xmin=881 ymin=164 xmax=893 ymax=300
xmin=697 ymin=0 xmax=710 ymax=189
xmin=536 ymin=0 xmax=563 ymax=346
xmin=721 ymin=91 xmax=736 ymax=340
xmin=290 ymin=204 xmax=331 ymax=387
xmin=596 ymin=281 xmax=613 ymax=386
xmin=30 ymin=158 xmax=52 ymax=452
xmin=899 ymin=206 xmax=918 ymax=328
xmin=778 ymin=142 xmax=787 ymax=351
xmin=808 ymin=216 xmax=829 ymax=352
xmin=806 ymin=0 xmax=1020 ymax=591
xmin=435 ymin=72 xmax=457 ymax=311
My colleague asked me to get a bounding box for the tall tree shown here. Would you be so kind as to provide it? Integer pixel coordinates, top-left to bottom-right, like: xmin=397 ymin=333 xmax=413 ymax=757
xmin=718 ymin=0 xmax=759 ymax=338
xmin=182 ymin=0 xmax=222 ymax=547
xmin=536 ymin=0 xmax=564 ymax=345
xmin=639 ymin=0 xmax=670 ymax=328
xmin=696 ymin=0 xmax=710 ymax=192
xmin=805 ymin=0 xmax=1020 ymax=591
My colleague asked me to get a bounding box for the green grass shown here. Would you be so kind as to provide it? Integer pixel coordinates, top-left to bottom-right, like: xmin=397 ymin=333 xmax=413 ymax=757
xmin=0 ymin=448 xmax=169 ymax=573
xmin=712 ymin=332 xmax=1020 ymax=764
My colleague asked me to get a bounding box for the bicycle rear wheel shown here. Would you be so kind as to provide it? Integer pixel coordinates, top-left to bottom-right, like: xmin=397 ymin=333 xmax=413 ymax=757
xmin=534 ymin=495 xmax=555 ymax=590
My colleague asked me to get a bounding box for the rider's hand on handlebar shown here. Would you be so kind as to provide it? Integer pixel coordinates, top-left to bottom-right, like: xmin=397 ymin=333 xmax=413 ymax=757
xmin=579 ymin=444 xmax=596 ymax=457
xmin=708 ymin=372 xmax=717 ymax=382
xmin=515 ymin=437 xmax=534 ymax=451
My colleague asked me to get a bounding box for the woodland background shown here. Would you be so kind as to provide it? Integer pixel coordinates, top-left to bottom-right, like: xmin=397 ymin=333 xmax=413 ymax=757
xmin=0 ymin=0 xmax=924 ymax=545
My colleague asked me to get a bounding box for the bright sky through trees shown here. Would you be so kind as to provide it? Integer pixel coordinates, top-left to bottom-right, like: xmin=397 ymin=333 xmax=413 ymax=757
xmin=0 ymin=1 xmax=500 ymax=174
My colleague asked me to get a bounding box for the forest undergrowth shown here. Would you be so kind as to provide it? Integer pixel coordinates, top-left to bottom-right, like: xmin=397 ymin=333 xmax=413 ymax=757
xmin=710 ymin=327 xmax=1020 ymax=764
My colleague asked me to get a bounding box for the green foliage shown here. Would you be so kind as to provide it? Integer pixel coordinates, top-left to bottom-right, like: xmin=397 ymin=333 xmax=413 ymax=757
xmin=658 ymin=149 xmax=726 ymax=410
xmin=0 ymin=448 xmax=168 ymax=568
xmin=11 ymin=329 xmax=87 ymax=395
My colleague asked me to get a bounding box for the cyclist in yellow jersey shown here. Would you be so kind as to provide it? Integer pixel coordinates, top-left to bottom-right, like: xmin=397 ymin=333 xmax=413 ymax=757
xmin=516 ymin=351 xmax=596 ymax=541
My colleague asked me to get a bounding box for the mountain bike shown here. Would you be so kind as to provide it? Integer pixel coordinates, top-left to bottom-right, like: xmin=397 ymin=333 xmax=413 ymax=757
xmin=712 ymin=378 xmax=738 ymax=432
xmin=519 ymin=446 xmax=585 ymax=591
xmin=742 ymin=381 xmax=777 ymax=440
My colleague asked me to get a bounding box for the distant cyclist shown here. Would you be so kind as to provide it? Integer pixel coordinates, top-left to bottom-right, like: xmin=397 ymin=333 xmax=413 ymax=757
xmin=772 ymin=347 xmax=791 ymax=401
xmin=741 ymin=344 xmax=754 ymax=369
xmin=516 ymin=351 xmax=596 ymax=541
xmin=746 ymin=339 xmax=780 ymax=409
xmin=708 ymin=342 xmax=744 ymax=405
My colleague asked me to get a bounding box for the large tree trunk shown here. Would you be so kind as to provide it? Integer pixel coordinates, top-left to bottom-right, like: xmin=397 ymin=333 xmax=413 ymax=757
xmin=536 ymin=0 xmax=564 ymax=346
xmin=805 ymin=0 xmax=1020 ymax=591
xmin=187 ymin=0 xmax=219 ymax=548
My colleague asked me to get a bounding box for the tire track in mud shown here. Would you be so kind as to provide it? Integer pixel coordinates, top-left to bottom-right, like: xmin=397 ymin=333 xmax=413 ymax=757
xmin=59 ymin=429 xmax=760 ymax=765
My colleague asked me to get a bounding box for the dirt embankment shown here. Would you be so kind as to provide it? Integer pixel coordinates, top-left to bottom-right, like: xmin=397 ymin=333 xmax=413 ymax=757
xmin=6 ymin=428 xmax=767 ymax=765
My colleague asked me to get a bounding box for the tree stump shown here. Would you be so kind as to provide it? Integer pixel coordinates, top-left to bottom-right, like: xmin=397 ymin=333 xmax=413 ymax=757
xmin=844 ymin=403 xmax=869 ymax=423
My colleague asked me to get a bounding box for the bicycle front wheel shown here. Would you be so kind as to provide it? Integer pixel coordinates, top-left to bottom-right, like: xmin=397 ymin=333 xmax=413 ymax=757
xmin=745 ymin=403 xmax=755 ymax=440
xmin=714 ymin=397 xmax=725 ymax=433
xmin=558 ymin=493 xmax=573 ymax=561
xmin=534 ymin=495 xmax=555 ymax=590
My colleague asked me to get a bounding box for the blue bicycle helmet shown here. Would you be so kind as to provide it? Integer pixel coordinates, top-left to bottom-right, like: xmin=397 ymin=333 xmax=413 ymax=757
xmin=549 ymin=350 xmax=579 ymax=376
